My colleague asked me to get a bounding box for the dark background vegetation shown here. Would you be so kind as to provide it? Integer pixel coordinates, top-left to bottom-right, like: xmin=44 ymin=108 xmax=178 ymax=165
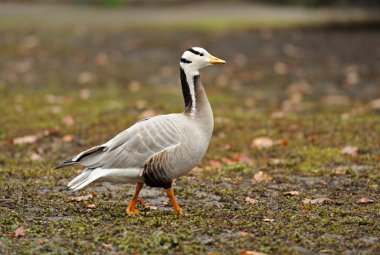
xmin=1 ymin=0 xmax=380 ymax=7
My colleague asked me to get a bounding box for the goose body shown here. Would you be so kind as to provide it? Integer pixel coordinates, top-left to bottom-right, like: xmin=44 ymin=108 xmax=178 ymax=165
xmin=56 ymin=47 xmax=225 ymax=214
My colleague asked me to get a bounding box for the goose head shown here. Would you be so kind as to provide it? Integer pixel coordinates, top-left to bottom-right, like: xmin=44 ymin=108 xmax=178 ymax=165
xmin=180 ymin=47 xmax=226 ymax=74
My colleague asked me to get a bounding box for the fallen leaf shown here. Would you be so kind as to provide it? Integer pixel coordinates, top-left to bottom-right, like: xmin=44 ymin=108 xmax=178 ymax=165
xmin=127 ymin=80 xmax=141 ymax=93
xmin=276 ymin=139 xmax=289 ymax=147
xmin=209 ymin=159 xmax=222 ymax=169
xmin=334 ymin=166 xmax=347 ymax=175
xmin=273 ymin=61 xmax=288 ymax=75
xmin=144 ymin=204 xmax=158 ymax=210
xmin=37 ymin=239 xmax=46 ymax=245
xmin=319 ymin=249 xmax=335 ymax=253
xmin=253 ymin=171 xmax=273 ymax=183
xmin=224 ymin=144 xmax=232 ymax=151
xmin=62 ymin=134 xmax=75 ymax=143
xmin=263 ymin=217 xmax=274 ymax=222
xmin=190 ymin=167 xmax=205 ymax=176
xmin=95 ymin=52 xmax=109 ymax=66
xmin=12 ymin=135 xmax=38 ymax=144
xmin=271 ymin=111 xmax=285 ymax=119
xmin=70 ymin=193 xmax=95 ymax=202
xmin=245 ymin=197 xmax=258 ymax=205
xmin=30 ymin=152 xmax=42 ymax=161
xmin=86 ymin=203 xmax=96 ymax=208
xmin=303 ymin=198 xmax=332 ymax=205
xmin=139 ymin=109 xmax=156 ymax=119
xmin=341 ymin=146 xmax=358 ymax=156
xmin=283 ymin=191 xmax=300 ymax=196
xmin=251 ymin=137 xmax=274 ymax=149
xmin=237 ymin=231 xmax=250 ymax=237
xmin=242 ymin=250 xmax=268 ymax=255
xmin=79 ymin=89 xmax=91 ymax=100
xmin=9 ymin=226 xmax=25 ymax=238
xmin=233 ymin=153 xmax=254 ymax=165
xmin=307 ymin=134 xmax=319 ymax=143
xmin=10 ymin=128 xmax=60 ymax=145
xmin=62 ymin=115 xmax=75 ymax=126
xmin=369 ymin=98 xmax=380 ymax=110
xmin=356 ymin=198 xmax=374 ymax=204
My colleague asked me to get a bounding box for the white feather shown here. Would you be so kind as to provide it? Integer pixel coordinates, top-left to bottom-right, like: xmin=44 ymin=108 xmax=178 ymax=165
xmin=68 ymin=168 xmax=143 ymax=191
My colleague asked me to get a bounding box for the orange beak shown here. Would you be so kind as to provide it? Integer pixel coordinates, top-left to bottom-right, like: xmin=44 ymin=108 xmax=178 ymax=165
xmin=210 ymin=55 xmax=226 ymax=64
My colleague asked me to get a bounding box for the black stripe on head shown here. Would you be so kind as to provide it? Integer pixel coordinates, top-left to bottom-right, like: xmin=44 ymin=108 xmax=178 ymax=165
xmin=187 ymin=48 xmax=204 ymax=56
xmin=180 ymin=58 xmax=192 ymax=64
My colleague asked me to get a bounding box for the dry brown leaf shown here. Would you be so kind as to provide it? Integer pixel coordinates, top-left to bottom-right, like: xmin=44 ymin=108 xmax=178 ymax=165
xmin=62 ymin=134 xmax=75 ymax=143
xmin=190 ymin=167 xmax=205 ymax=177
xmin=245 ymin=197 xmax=258 ymax=205
xmin=9 ymin=226 xmax=25 ymax=238
xmin=307 ymin=134 xmax=319 ymax=143
xmin=86 ymin=203 xmax=96 ymax=208
xmin=144 ymin=204 xmax=158 ymax=210
xmin=242 ymin=250 xmax=268 ymax=255
xmin=319 ymin=249 xmax=335 ymax=253
xmin=70 ymin=193 xmax=95 ymax=202
xmin=334 ymin=166 xmax=347 ymax=175
xmin=95 ymin=52 xmax=109 ymax=66
xmin=303 ymin=198 xmax=332 ymax=205
xmin=341 ymin=146 xmax=358 ymax=156
xmin=356 ymin=198 xmax=374 ymax=204
xmin=251 ymin=137 xmax=274 ymax=149
xmin=209 ymin=159 xmax=222 ymax=169
xmin=283 ymin=191 xmax=300 ymax=196
xmin=237 ymin=231 xmax=250 ymax=237
xmin=224 ymin=144 xmax=232 ymax=151
xmin=276 ymin=139 xmax=289 ymax=147
xmin=139 ymin=109 xmax=156 ymax=119
xmin=12 ymin=135 xmax=38 ymax=144
xmin=10 ymin=129 xmax=60 ymax=145
xmin=62 ymin=115 xmax=75 ymax=126
xmin=79 ymin=89 xmax=91 ymax=100
xmin=253 ymin=171 xmax=273 ymax=183
xmin=369 ymin=98 xmax=380 ymax=110
xmin=30 ymin=152 xmax=42 ymax=161
xmin=274 ymin=61 xmax=288 ymax=75
xmin=239 ymin=155 xmax=254 ymax=165
xmin=128 ymin=80 xmax=141 ymax=93
xmin=263 ymin=217 xmax=274 ymax=222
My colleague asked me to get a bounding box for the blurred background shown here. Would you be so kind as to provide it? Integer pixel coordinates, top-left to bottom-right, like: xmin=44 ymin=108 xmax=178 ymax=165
xmin=1 ymin=0 xmax=379 ymax=140
xmin=1 ymin=1 xmax=380 ymax=254
xmin=1 ymin=0 xmax=380 ymax=155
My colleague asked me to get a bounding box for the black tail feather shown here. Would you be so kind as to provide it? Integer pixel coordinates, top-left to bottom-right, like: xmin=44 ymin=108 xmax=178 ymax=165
xmin=55 ymin=159 xmax=77 ymax=169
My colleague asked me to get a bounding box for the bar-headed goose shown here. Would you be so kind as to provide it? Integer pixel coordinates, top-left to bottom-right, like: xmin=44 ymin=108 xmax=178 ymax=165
xmin=56 ymin=47 xmax=225 ymax=215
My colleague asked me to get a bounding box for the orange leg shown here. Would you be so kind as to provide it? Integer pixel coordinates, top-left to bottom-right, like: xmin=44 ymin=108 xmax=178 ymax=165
xmin=126 ymin=182 xmax=144 ymax=215
xmin=166 ymin=188 xmax=185 ymax=215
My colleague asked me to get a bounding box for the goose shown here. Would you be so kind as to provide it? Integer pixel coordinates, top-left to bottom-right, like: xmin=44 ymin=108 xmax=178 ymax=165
xmin=56 ymin=47 xmax=225 ymax=215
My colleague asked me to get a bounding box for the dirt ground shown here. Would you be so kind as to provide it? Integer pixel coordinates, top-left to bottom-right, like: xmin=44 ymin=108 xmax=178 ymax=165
xmin=0 ymin=3 xmax=380 ymax=255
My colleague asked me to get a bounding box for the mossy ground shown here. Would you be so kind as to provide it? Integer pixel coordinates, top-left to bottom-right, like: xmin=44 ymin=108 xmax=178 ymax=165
xmin=0 ymin=10 xmax=380 ymax=254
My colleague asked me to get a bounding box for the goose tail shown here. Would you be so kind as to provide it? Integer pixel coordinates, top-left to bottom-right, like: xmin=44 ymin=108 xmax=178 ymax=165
xmin=67 ymin=168 xmax=104 ymax=191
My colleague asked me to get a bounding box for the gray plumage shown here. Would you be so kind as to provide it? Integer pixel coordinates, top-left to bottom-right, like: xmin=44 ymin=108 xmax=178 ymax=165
xmin=56 ymin=47 xmax=222 ymax=191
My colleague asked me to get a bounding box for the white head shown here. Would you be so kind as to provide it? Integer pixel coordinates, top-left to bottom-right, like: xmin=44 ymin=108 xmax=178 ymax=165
xmin=179 ymin=47 xmax=225 ymax=117
xmin=180 ymin=47 xmax=226 ymax=75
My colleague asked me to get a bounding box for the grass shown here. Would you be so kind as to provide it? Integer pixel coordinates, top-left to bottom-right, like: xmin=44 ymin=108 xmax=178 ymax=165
xmin=0 ymin=15 xmax=379 ymax=254
xmin=1 ymin=84 xmax=379 ymax=254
